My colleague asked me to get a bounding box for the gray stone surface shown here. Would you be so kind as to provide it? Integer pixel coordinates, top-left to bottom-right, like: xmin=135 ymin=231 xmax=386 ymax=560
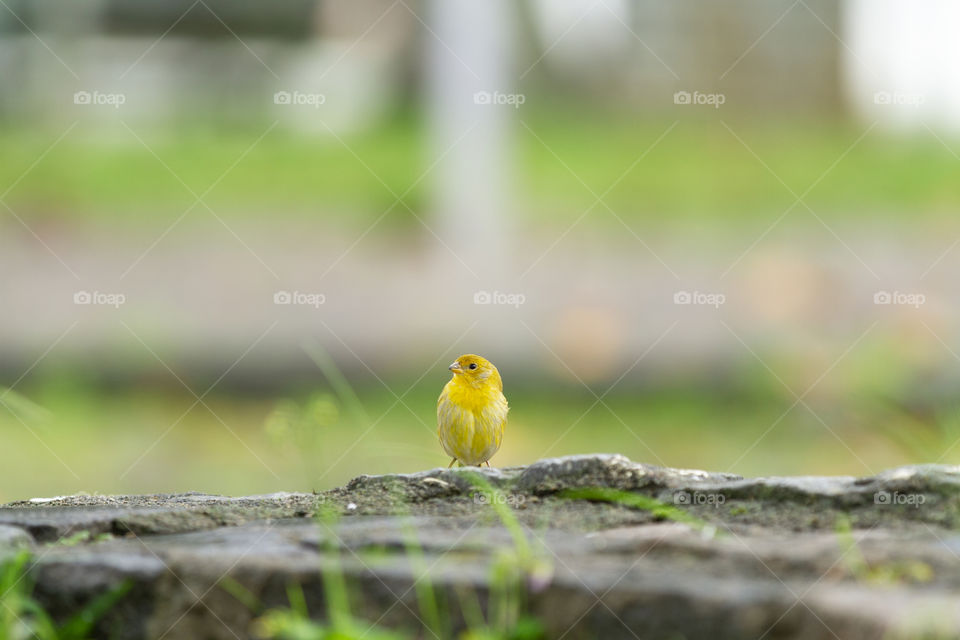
xmin=0 ymin=492 xmax=317 ymax=541
xmin=0 ymin=524 xmax=31 ymax=548
xmin=3 ymin=455 xmax=960 ymax=639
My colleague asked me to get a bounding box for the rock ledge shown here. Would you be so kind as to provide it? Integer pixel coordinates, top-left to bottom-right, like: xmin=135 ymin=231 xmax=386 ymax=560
xmin=2 ymin=454 xmax=959 ymax=640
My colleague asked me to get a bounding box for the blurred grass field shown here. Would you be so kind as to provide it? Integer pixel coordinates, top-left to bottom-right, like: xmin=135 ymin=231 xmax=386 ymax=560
xmin=2 ymin=113 xmax=958 ymax=226
xmin=0 ymin=358 xmax=952 ymax=502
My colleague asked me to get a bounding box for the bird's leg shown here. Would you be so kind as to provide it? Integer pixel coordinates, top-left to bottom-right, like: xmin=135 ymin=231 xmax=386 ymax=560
xmin=448 ymin=458 xmax=457 ymax=468
xmin=484 ymin=461 xmax=491 ymax=467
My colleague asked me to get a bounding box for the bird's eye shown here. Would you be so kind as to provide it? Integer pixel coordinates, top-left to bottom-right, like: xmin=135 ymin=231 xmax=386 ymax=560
xmin=468 ymin=363 xmax=478 ymax=370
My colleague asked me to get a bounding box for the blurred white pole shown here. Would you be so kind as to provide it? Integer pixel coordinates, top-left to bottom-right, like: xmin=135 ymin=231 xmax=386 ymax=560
xmin=425 ymin=0 xmax=514 ymax=281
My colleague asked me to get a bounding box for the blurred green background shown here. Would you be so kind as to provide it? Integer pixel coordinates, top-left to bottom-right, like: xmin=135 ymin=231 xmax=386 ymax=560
xmin=2 ymin=0 xmax=959 ymax=501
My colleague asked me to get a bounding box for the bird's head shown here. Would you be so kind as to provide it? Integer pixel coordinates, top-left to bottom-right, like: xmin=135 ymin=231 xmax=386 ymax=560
xmin=448 ymin=354 xmax=502 ymax=390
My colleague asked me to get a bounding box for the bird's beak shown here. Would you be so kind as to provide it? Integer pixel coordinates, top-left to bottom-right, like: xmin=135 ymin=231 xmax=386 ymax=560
xmin=448 ymin=361 xmax=462 ymax=373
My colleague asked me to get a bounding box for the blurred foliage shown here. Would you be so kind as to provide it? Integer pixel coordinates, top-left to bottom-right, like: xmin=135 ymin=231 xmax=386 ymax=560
xmin=0 ymin=550 xmax=131 ymax=640
xmin=835 ymin=516 xmax=934 ymax=586
xmin=873 ymin=406 xmax=960 ymax=463
xmin=264 ymin=393 xmax=341 ymax=467
xmin=0 ymin=389 xmax=53 ymax=425
xmin=462 ymin=475 xmax=548 ymax=640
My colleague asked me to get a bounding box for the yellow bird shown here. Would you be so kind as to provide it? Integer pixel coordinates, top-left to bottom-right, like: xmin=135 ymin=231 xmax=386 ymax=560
xmin=437 ymin=354 xmax=509 ymax=467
